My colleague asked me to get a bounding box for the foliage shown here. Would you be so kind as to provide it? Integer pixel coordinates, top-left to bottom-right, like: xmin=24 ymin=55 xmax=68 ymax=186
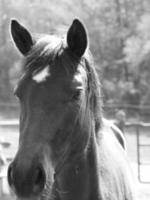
xmin=123 ymin=13 xmax=150 ymax=107
xmin=1 ymin=0 xmax=150 ymax=112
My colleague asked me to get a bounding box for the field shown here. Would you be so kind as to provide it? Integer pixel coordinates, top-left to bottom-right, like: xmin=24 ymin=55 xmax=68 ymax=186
xmin=0 ymin=123 xmax=149 ymax=199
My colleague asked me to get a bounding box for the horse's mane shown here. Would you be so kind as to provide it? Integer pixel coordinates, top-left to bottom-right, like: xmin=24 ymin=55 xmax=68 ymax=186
xmin=23 ymin=34 xmax=102 ymax=132
xmin=24 ymin=35 xmax=64 ymax=73
xmin=83 ymin=55 xmax=102 ymax=132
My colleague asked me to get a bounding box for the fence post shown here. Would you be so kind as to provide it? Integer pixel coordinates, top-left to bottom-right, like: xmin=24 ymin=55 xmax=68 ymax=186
xmin=136 ymin=124 xmax=140 ymax=182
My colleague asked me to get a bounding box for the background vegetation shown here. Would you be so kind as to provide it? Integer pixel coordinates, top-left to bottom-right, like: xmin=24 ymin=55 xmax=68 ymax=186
xmin=1 ymin=0 xmax=150 ymax=119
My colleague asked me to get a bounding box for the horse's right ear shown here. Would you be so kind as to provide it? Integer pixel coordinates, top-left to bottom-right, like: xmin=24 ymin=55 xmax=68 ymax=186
xmin=67 ymin=19 xmax=88 ymax=57
xmin=11 ymin=20 xmax=33 ymax=55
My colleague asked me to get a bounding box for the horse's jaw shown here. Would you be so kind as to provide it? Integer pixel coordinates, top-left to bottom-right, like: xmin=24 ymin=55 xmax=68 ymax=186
xmin=16 ymin=196 xmax=49 ymax=200
xmin=16 ymin=198 xmax=40 ymax=200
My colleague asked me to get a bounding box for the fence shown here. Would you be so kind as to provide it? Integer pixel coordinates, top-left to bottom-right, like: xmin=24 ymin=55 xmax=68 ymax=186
xmin=104 ymin=104 xmax=150 ymax=121
xmin=0 ymin=120 xmax=18 ymax=198
xmin=124 ymin=122 xmax=150 ymax=184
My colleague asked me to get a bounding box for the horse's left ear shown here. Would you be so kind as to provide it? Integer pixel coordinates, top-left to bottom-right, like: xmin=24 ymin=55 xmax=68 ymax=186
xmin=11 ymin=19 xmax=33 ymax=55
xmin=67 ymin=19 xmax=88 ymax=57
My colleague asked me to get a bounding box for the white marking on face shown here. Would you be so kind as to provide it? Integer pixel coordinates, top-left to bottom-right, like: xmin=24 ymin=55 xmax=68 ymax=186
xmin=73 ymin=66 xmax=87 ymax=89
xmin=74 ymin=73 xmax=83 ymax=83
xmin=32 ymin=65 xmax=50 ymax=83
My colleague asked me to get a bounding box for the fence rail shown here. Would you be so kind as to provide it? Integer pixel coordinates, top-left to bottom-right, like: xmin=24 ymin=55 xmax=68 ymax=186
xmin=125 ymin=121 xmax=150 ymax=127
xmin=125 ymin=122 xmax=150 ymax=183
xmin=1 ymin=103 xmax=150 ymax=110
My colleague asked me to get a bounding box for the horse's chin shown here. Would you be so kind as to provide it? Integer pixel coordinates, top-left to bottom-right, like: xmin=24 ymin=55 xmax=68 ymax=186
xmin=16 ymin=198 xmax=40 ymax=200
xmin=16 ymin=196 xmax=48 ymax=200
xmin=16 ymin=179 xmax=52 ymax=200
xmin=16 ymin=192 xmax=50 ymax=200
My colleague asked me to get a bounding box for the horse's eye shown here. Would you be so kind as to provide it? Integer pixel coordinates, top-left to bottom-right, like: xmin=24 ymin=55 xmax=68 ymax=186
xmin=71 ymin=90 xmax=81 ymax=101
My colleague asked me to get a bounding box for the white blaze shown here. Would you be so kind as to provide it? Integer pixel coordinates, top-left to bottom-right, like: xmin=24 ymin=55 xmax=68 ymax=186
xmin=32 ymin=66 xmax=50 ymax=83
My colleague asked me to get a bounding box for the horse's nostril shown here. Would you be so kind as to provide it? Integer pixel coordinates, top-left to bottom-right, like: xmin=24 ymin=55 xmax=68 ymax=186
xmin=7 ymin=161 xmax=46 ymax=197
xmin=33 ymin=166 xmax=46 ymax=194
xmin=7 ymin=163 xmax=13 ymax=186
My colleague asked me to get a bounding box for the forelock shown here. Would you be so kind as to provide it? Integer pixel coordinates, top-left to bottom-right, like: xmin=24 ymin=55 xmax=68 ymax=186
xmin=24 ymin=35 xmax=65 ymax=75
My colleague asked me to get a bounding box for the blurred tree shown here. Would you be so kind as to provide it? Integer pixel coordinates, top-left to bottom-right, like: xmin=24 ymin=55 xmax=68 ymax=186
xmin=123 ymin=13 xmax=150 ymax=107
xmin=0 ymin=0 xmax=150 ymax=112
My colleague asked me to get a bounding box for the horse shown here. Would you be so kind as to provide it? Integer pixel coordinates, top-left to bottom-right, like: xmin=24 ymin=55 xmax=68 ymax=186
xmin=7 ymin=19 xmax=136 ymax=200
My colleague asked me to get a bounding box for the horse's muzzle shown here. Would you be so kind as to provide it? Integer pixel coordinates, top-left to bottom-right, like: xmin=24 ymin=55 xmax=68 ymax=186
xmin=7 ymin=161 xmax=46 ymax=198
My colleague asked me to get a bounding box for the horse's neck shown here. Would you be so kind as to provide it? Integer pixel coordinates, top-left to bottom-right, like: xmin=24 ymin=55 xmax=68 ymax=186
xmin=86 ymin=133 xmax=102 ymax=200
xmin=54 ymin=132 xmax=101 ymax=200
xmin=54 ymin=121 xmax=136 ymax=200
xmin=68 ymin=127 xmax=101 ymax=200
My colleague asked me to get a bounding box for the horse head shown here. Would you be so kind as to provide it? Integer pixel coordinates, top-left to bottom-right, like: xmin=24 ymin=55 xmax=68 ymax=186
xmin=8 ymin=19 xmax=101 ymax=200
